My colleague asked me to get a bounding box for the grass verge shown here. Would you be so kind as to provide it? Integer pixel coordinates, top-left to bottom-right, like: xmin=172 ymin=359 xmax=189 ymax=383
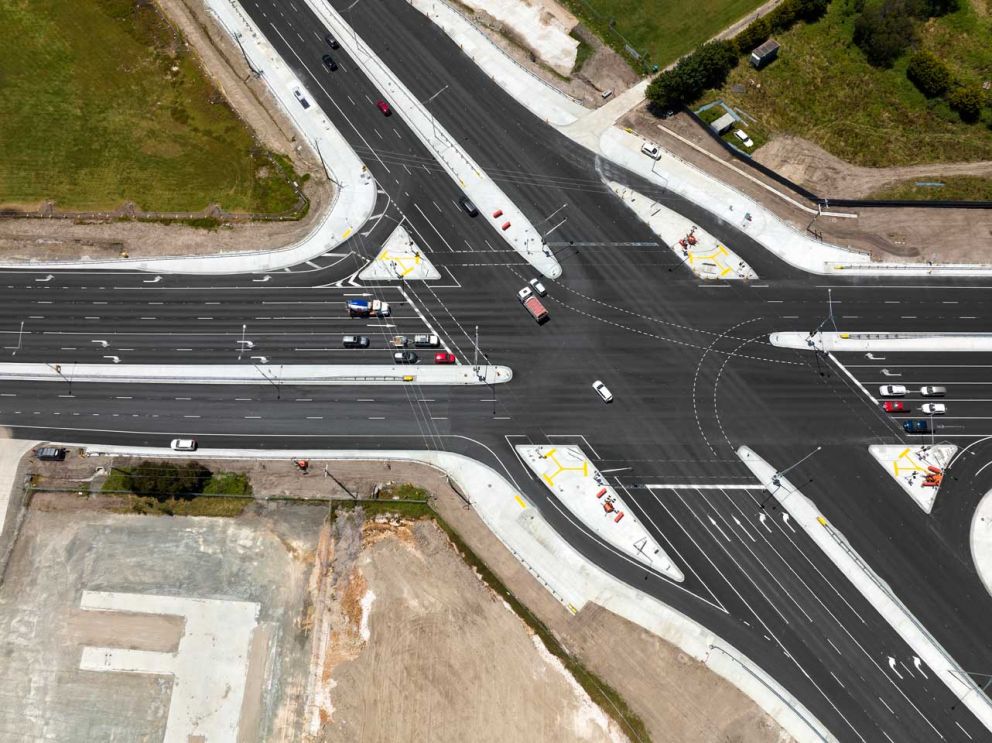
xmin=120 ymin=494 xmax=249 ymax=517
xmin=0 ymin=0 xmax=303 ymax=214
xmin=559 ymin=0 xmax=766 ymax=71
xmin=332 ymin=498 xmax=651 ymax=743
xmin=703 ymin=0 xmax=992 ymax=167
xmin=869 ymin=175 xmax=992 ymax=201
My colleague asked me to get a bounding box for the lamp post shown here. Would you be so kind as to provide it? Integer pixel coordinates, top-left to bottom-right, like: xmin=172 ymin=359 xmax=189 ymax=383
xmin=760 ymin=446 xmax=822 ymax=509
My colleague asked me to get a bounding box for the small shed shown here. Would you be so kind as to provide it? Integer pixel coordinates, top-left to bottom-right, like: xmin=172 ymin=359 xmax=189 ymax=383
xmin=750 ymin=39 xmax=780 ymax=69
xmin=710 ymin=112 xmax=736 ymax=135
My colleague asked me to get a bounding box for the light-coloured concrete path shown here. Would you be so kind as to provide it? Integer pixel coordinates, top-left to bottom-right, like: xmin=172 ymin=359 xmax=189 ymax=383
xmin=0 ymin=438 xmax=38 ymax=540
xmin=971 ymin=489 xmax=992 ymax=601
xmin=772 ymin=332 xmax=992 ymax=353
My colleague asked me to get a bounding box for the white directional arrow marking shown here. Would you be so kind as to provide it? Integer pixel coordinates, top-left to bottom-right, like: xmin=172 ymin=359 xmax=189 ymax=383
xmin=913 ymin=656 xmax=928 ymax=679
xmin=103 ymin=356 xmax=121 ymax=364
xmin=142 ymin=276 xmax=162 ymax=284
xmin=732 ymin=515 xmax=756 ymax=542
xmin=91 ymin=340 xmax=109 ymax=348
xmin=252 ymin=275 xmax=271 ymax=283
xmin=887 ymin=656 xmax=903 ymax=679
xmin=250 ymin=356 xmax=268 ymax=364
xmin=758 ymin=512 xmax=772 ymax=533
xmin=35 ymin=274 xmax=54 ymax=283
xmin=866 ymin=352 xmax=886 ymax=360
xmin=782 ymin=513 xmax=796 ymax=533
xmin=708 ymin=516 xmax=731 ymax=542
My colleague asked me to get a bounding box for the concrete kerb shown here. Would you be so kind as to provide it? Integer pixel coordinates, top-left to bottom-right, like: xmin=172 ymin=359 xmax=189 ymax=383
xmin=305 ymin=0 xmax=562 ymax=280
xmin=79 ymin=443 xmax=835 ymax=743
xmin=0 ymin=363 xmax=512 ymax=386
xmin=738 ymin=445 xmax=992 ymax=737
xmin=0 ymin=0 xmax=376 ymax=275
xmin=771 ymin=331 xmax=992 ymax=353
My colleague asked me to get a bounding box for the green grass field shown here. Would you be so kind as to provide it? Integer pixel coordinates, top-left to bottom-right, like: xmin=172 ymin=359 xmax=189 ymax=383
xmin=560 ymin=0 xmax=766 ymax=70
xmin=0 ymin=0 xmax=301 ymax=213
xmin=703 ymin=0 xmax=992 ymax=167
xmin=870 ymin=175 xmax=992 ymax=201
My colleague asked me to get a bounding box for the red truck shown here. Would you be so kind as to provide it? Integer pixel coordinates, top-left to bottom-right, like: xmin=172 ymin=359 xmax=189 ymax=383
xmin=517 ymin=287 xmax=549 ymax=324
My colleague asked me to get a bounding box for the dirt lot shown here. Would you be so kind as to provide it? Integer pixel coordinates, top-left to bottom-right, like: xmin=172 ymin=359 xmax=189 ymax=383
xmin=9 ymin=452 xmax=788 ymax=742
xmin=0 ymin=0 xmax=333 ymax=262
xmin=622 ymin=103 xmax=992 ymax=263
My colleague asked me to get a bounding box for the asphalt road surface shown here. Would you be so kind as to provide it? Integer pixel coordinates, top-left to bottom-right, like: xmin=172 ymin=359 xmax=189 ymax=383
xmin=2 ymin=0 xmax=992 ymax=739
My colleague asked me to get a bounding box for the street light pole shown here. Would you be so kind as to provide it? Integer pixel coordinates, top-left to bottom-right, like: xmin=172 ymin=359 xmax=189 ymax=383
xmin=12 ymin=320 xmax=24 ymax=356
xmin=759 ymin=446 xmax=822 ymax=509
xmin=239 ymin=324 xmax=246 ymax=360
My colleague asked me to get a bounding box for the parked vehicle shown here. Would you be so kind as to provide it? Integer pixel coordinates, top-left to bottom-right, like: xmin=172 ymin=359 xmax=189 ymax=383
xmin=734 ymin=129 xmax=754 ymax=148
xmin=322 ymin=54 xmax=338 ymax=71
xmin=414 ymin=334 xmax=440 ymax=348
xmin=920 ymin=386 xmax=946 ymax=397
xmin=592 ymin=380 xmax=613 ymax=403
xmin=528 ymin=278 xmax=547 ymax=297
xmin=435 ymin=352 xmax=456 ymax=364
xmin=640 ymin=142 xmax=661 ymax=160
xmin=293 ymin=87 xmax=310 ymax=109
xmin=517 ymin=287 xmax=549 ymax=324
xmin=879 ymin=385 xmax=907 ymax=397
xmin=882 ymin=401 xmax=906 ymax=413
xmin=458 ymin=196 xmax=478 ymax=217
xmin=902 ymin=420 xmax=929 ymax=434
xmin=376 ymin=99 xmax=391 ymax=115
xmin=325 ymin=33 xmax=339 ymax=49
xmin=921 ymin=403 xmax=946 ymax=415
xmin=346 ymin=298 xmax=390 ymax=317
xmin=342 ymin=335 xmax=370 ymax=348
xmin=393 ymin=351 xmax=418 ymax=364
xmin=390 ymin=335 xmax=409 ymax=347
xmin=35 ymin=446 xmax=67 ymax=461
xmin=170 ymin=438 xmax=197 ymax=451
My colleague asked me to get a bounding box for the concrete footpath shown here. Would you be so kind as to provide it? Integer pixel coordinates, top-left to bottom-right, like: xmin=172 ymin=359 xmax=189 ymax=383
xmin=739 ymin=445 xmax=992 ymax=736
xmin=0 ymin=363 xmax=511 ymax=386
xmin=0 ymin=0 xmax=376 ymax=275
xmin=81 ymin=443 xmax=835 ymax=743
xmin=771 ymin=331 xmax=992 ymax=353
xmin=971 ymin=489 xmax=992 ymax=601
xmin=0 ymin=439 xmax=39 ymax=571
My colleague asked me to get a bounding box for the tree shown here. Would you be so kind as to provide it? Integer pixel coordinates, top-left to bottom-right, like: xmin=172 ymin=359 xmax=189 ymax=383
xmin=123 ymin=459 xmax=212 ymax=500
xmin=947 ymin=85 xmax=983 ymax=122
xmin=906 ymin=51 xmax=951 ymax=98
xmin=735 ymin=16 xmax=771 ymax=55
xmin=853 ymin=0 xmax=917 ymax=68
xmin=647 ymin=41 xmax=739 ymax=111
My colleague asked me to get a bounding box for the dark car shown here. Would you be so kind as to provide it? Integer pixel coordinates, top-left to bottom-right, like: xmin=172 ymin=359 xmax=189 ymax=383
xmin=458 ymin=196 xmax=478 ymax=217
xmin=322 ymin=54 xmax=338 ymax=71
xmin=393 ymin=351 xmax=418 ymax=364
xmin=903 ymin=419 xmax=929 ymax=434
xmin=36 ymin=446 xmax=67 ymax=461
xmin=342 ymin=335 xmax=370 ymax=348
xmin=325 ymin=34 xmax=339 ymax=49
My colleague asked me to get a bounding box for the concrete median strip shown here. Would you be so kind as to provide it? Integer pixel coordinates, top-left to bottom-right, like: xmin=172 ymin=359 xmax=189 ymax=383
xmin=0 ymin=363 xmax=511 ymax=386
xmin=771 ymin=331 xmax=992 ymax=353
xmin=868 ymin=444 xmax=955 ymax=514
xmin=738 ymin=445 xmax=992 ymax=737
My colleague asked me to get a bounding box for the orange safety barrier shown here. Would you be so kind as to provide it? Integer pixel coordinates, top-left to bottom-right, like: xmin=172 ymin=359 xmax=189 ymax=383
xmin=501 ymin=221 xmax=511 ymax=230
xmin=492 ymin=209 xmax=503 ymax=218
xmin=614 ymin=511 xmax=624 ymax=523
xmin=595 ymin=487 xmax=607 ymax=499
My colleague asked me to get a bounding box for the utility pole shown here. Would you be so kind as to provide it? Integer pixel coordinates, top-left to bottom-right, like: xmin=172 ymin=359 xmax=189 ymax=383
xmin=473 ymin=325 xmax=479 ymax=378
xmin=238 ymin=324 xmax=247 ymax=361
xmin=759 ymin=446 xmax=822 ymax=508
xmin=12 ymin=320 xmax=24 ymax=356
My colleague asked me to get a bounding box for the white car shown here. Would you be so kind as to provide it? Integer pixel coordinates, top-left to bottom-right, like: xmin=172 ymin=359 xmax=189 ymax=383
xmin=170 ymin=438 xmax=197 ymax=452
xmin=293 ymin=87 xmax=310 ymax=109
xmin=921 ymin=403 xmax=946 ymax=415
xmin=640 ymin=142 xmax=661 ymax=160
xmin=529 ymin=278 xmax=547 ymax=297
xmin=920 ymin=386 xmax=946 ymax=397
xmin=878 ymin=385 xmax=907 ymax=397
xmin=734 ymin=129 xmax=754 ymax=148
xmin=592 ymin=380 xmax=613 ymax=403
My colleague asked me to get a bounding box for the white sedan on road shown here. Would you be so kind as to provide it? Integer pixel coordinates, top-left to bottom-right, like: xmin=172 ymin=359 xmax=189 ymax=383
xmin=592 ymin=380 xmax=613 ymax=403
xmin=921 ymin=403 xmax=946 ymax=415
xmin=879 ymin=385 xmax=907 ymax=397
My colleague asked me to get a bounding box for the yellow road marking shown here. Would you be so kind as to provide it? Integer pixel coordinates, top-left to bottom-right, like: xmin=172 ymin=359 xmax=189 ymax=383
xmin=342 ymin=228 xmax=352 ymax=239
xmin=514 ymin=495 xmax=527 ymax=509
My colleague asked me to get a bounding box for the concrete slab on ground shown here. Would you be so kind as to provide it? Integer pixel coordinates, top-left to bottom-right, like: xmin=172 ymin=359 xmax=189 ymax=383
xmin=358 ymin=223 xmax=440 ymax=281
xmin=608 ymin=182 xmax=757 ymax=280
xmin=868 ymin=444 xmax=955 ymax=513
xmin=971 ymin=489 xmax=992 ymax=601
xmin=517 ymin=445 xmax=683 ymax=581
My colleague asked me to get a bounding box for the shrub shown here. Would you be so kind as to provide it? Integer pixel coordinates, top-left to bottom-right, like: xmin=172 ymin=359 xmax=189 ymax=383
xmin=120 ymin=460 xmax=212 ymax=500
xmin=853 ymin=0 xmax=917 ymax=68
xmin=919 ymin=0 xmax=959 ymax=16
xmin=947 ymin=85 xmax=983 ymax=122
xmin=647 ymin=40 xmax=739 ymax=110
xmin=906 ymin=51 xmax=952 ymax=98
xmin=735 ymin=16 xmax=771 ymax=55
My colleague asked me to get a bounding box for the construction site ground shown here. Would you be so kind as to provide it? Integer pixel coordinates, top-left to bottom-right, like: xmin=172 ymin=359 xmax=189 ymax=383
xmin=4 ymin=450 xmax=787 ymax=742
xmin=621 ymin=103 xmax=992 ymax=264
xmin=0 ymin=0 xmax=332 ymax=263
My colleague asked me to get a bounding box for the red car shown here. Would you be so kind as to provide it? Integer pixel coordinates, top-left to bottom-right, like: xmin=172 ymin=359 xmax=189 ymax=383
xmin=376 ymin=99 xmax=391 ymax=116
xmin=883 ymin=400 xmax=906 ymax=413
xmin=434 ymin=352 xmax=456 ymax=365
